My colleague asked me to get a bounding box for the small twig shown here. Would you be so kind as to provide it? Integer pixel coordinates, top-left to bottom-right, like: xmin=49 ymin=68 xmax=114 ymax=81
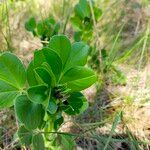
xmin=134 ymin=18 xmax=140 ymax=35
xmin=89 ymin=0 xmax=102 ymax=72
xmin=80 ymin=119 xmax=109 ymax=127
xmin=89 ymin=0 xmax=99 ymax=40
xmin=62 ymin=3 xmax=73 ymax=34
xmin=138 ymin=21 xmax=150 ymax=71
xmin=41 ymin=40 xmax=49 ymax=44
xmin=3 ymin=139 xmax=19 ymax=150
xmin=39 ymin=131 xmax=79 ymax=137
xmin=63 ymin=9 xmax=72 ymax=34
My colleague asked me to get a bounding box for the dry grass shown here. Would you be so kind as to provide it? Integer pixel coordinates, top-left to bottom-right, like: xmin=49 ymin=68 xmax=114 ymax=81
xmin=0 ymin=0 xmax=150 ymax=149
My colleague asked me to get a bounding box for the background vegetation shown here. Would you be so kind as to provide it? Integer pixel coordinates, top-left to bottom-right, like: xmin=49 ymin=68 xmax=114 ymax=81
xmin=0 ymin=0 xmax=150 ymax=149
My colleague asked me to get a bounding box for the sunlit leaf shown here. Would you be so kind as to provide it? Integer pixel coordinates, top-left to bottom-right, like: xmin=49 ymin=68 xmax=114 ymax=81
xmin=61 ymin=66 xmax=97 ymax=92
xmin=0 ymin=52 xmax=26 ymax=108
xmin=48 ymin=35 xmax=71 ymax=66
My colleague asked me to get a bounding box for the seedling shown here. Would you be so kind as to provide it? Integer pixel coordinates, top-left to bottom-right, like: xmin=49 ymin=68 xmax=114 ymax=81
xmin=71 ymin=0 xmax=102 ymax=42
xmin=0 ymin=35 xmax=97 ymax=149
xmin=25 ymin=16 xmax=60 ymax=44
xmin=101 ymin=49 xmax=126 ymax=85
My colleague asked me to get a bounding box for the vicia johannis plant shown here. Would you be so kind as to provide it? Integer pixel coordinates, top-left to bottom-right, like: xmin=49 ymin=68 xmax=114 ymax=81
xmin=0 ymin=35 xmax=97 ymax=149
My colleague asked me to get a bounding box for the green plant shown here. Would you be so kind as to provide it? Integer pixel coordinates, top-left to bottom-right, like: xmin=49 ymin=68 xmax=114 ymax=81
xmin=71 ymin=0 xmax=102 ymax=42
xmin=101 ymin=49 xmax=126 ymax=85
xmin=0 ymin=1 xmax=14 ymax=52
xmin=25 ymin=16 xmax=60 ymax=44
xmin=0 ymin=35 xmax=97 ymax=149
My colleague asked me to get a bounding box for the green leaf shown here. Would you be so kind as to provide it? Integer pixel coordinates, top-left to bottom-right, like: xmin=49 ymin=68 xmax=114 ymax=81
xmin=0 ymin=80 xmax=19 ymax=108
xmin=109 ymin=66 xmax=127 ymax=85
xmin=48 ymin=35 xmax=71 ymax=66
xmin=41 ymin=62 xmax=56 ymax=87
xmin=27 ymin=60 xmax=38 ymax=86
xmin=25 ymin=17 xmax=36 ymax=32
xmin=0 ymin=52 xmax=26 ymax=108
xmin=47 ymin=17 xmax=56 ymax=25
xmin=82 ymin=30 xmax=93 ymax=42
xmin=70 ymin=17 xmax=83 ymax=31
xmin=0 ymin=52 xmax=26 ymax=88
xmin=64 ymin=92 xmax=88 ymax=115
xmin=64 ymin=42 xmax=89 ymax=72
xmin=15 ymin=95 xmax=44 ymax=130
xmin=35 ymin=67 xmax=52 ymax=86
xmin=43 ymin=18 xmax=53 ymax=37
xmin=32 ymin=133 xmax=45 ymax=150
xmin=54 ymin=116 xmax=64 ymax=130
xmin=36 ymin=17 xmax=60 ymax=38
xmin=18 ymin=126 xmax=33 ymax=146
xmin=53 ymin=23 xmax=60 ymax=34
xmin=34 ymin=48 xmax=62 ymax=80
xmin=60 ymin=135 xmax=76 ymax=150
xmin=73 ymin=31 xmax=82 ymax=42
xmin=75 ymin=0 xmax=90 ymax=19
xmin=27 ymin=85 xmax=49 ymax=104
xmin=61 ymin=66 xmax=97 ymax=92
xmin=37 ymin=22 xmax=45 ymax=36
xmin=27 ymin=60 xmax=57 ymax=87
xmin=47 ymin=98 xmax=58 ymax=114
xmin=101 ymin=49 xmax=108 ymax=62
xmin=94 ymin=7 xmax=102 ymax=21
xmin=83 ymin=17 xmax=93 ymax=30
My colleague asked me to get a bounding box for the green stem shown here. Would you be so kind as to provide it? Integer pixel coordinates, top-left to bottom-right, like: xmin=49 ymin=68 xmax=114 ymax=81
xmin=138 ymin=22 xmax=150 ymax=71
